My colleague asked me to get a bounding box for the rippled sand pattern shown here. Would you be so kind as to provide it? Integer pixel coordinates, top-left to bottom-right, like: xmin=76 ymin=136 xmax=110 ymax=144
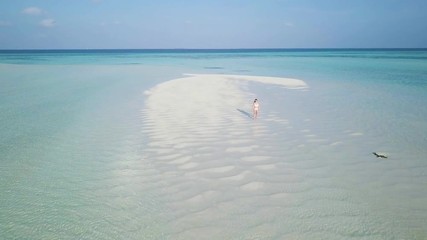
xmin=139 ymin=74 xmax=399 ymax=239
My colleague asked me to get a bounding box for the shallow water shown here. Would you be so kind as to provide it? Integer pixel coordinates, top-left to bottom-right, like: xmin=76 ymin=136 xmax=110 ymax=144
xmin=1 ymin=49 xmax=426 ymax=239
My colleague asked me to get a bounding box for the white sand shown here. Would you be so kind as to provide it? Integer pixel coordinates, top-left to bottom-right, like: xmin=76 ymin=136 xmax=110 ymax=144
xmin=182 ymin=73 xmax=308 ymax=89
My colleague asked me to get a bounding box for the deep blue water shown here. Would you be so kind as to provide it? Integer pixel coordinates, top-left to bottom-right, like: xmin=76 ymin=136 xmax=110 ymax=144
xmin=1 ymin=48 xmax=427 ymax=65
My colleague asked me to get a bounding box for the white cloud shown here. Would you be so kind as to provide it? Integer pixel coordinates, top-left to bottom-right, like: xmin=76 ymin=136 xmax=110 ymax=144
xmin=22 ymin=7 xmax=43 ymax=16
xmin=40 ymin=19 xmax=56 ymax=27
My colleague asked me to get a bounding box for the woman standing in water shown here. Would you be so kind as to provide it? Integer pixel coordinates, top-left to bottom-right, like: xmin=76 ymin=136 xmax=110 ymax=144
xmin=252 ymin=99 xmax=260 ymax=119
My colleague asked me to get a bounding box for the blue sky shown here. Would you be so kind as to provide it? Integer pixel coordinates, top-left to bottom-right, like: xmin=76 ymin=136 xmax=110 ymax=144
xmin=1 ymin=0 xmax=426 ymax=49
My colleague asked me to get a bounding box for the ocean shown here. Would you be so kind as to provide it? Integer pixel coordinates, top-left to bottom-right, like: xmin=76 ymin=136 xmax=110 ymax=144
xmin=1 ymin=49 xmax=426 ymax=239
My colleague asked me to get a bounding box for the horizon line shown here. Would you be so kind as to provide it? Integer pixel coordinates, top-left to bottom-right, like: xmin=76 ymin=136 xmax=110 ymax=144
xmin=1 ymin=47 xmax=426 ymax=51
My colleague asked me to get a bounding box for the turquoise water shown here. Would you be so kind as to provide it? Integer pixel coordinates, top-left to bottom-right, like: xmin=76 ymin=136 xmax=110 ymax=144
xmin=1 ymin=49 xmax=427 ymax=239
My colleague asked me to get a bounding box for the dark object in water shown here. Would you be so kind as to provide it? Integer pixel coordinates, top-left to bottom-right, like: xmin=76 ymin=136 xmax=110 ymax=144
xmin=204 ymin=66 xmax=224 ymax=69
xmin=373 ymin=152 xmax=388 ymax=158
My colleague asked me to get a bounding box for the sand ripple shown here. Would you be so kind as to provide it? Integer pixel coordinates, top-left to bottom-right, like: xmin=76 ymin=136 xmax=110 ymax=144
xmin=137 ymin=74 xmax=401 ymax=239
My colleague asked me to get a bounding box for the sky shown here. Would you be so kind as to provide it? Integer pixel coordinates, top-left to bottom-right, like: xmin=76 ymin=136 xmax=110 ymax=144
xmin=0 ymin=0 xmax=426 ymax=49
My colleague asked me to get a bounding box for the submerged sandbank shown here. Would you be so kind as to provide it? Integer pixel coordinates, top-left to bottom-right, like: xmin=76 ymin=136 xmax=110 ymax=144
xmin=138 ymin=74 xmax=403 ymax=239
xmin=140 ymin=74 xmax=313 ymax=238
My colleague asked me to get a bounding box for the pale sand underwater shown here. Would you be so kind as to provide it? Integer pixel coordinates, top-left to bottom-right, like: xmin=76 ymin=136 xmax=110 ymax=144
xmin=138 ymin=74 xmax=424 ymax=239
xmin=141 ymin=74 xmax=310 ymax=239
xmin=1 ymin=62 xmax=426 ymax=239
